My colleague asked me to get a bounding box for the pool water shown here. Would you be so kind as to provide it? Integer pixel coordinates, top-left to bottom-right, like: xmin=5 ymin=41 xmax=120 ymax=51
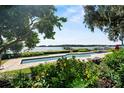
xmin=21 ymin=53 xmax=93 ymax=64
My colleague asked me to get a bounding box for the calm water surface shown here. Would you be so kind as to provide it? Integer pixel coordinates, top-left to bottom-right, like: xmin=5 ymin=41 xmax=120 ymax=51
xmin=21 ymin=52 xmax=92 ymax=64
xmin=22 ymin=46 xmax=109 ymax=52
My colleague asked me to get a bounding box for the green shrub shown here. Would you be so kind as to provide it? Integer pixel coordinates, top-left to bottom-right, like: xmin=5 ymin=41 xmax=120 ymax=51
xmin=0 ymin=73 xmax=13 ymax=88
xmin=72 ymin=49 xmax=78 ymax=52
xmin=0 ymin=79 xmax=12 ymax=88
xmin=117 ymin=64 xmax=124 ymax=87
xmin=44 ymin=57 xmax=86 ymax=88
xmin=78 ymin=48 xmax=89 ymax=52
xmin=2 ymin=53 xmax=21 ymax=59
xmin=106 ymin=48 xmax=114 ymax=52
xmin=2 ymin=52 xmax=44 ymax=59
xmin=99 ymin=49 xmax=124 ymax=87
xmin=84 ymin=62 xmax=100 ymax=87
xmin=43 ymin=50 xmax=70 ymax=55
xmin=93 ymin=48 xmax=99 ymax=50
xmin=97 ymin=62 xmax=118 ymax=88
xmin=20 ymin=52 xmax=44 ymax=57
xmin=69 ymin=78 xmax=86 ymax=88
xmin=103 ymin=49 xmax=124 ymax=71
xmin=10 ymin=72 xmax=33 ymax=88
xmin=70 ymin=62 xmax=100 ymax=88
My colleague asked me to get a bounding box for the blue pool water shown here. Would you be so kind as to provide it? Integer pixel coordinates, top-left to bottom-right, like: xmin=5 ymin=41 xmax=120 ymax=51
xmin=21 ymin=53 xmax=93 ymax=64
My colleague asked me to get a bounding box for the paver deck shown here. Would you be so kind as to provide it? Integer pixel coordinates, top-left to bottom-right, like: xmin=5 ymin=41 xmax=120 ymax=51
xmin=0 ymin=52 xmax=111 ymax=72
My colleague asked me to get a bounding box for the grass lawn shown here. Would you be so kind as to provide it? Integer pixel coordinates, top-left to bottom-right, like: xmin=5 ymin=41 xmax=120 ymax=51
xmin=0 ymin=62 xmax=56 ymax=76
xmin=0 ymin=68 xmax=31 ymax=76
xmin=9 ymin=68 xmax=31 ymax=74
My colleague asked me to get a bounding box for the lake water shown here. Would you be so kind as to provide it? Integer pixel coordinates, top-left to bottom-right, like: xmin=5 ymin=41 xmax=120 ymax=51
xmin=22 ymin=46 xmax=110 ymax=52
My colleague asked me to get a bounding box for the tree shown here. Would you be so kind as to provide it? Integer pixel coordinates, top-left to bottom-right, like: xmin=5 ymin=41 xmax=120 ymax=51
xmin=9 ymin=42 xmax=23 ymax=54
xmin=0 ymin=5 xmax=67 ymax=60
xmin=83 ymin=5 xmax=124 ymax=45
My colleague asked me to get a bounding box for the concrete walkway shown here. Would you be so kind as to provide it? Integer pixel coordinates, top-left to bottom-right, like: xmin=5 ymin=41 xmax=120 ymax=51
xmin=0 ymin=52 xmax=111 ymax=72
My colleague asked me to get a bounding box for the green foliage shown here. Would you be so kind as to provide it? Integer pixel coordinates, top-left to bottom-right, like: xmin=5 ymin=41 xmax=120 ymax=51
xmin=97 ymin=62 xmax=118 ymax=88
xmin=118 ymin=64 xmax=124 ymax=87
xmin=103 ymin=49 xmax=124 ymax=71
xmin=63 ymin=47 xmax=73 ymax=50
xmin=9 ymin=42 xmax=23 ymax=54
xmin=8 ymin=57 xmax=87 ymax=88
xmin=101 ymin=49 xmax=124 ymax=87
xmin=44 ymin=57 xmax=86 ymax=88
xmin=2 ymin=53 xmax=20 ymax=59
xmin=43 ymin=50 xmax=70 ymax=54
xmin=3 ymin=49 xmax=124 ymax=88
xmin=0 ymin=68 xmax=31 ymax=77
xmin=2 ymin=52 xmax=44 ymax=59
xmin=106 ymin=48 xmax=114 ymax=52
xmin=10 ymin=72 xmax=32 ymax=88
xmin=70 ymin=79 xmax=87 ymax=88
xmin=0 ymin=5 xmax=66 ymax=54
xmin=83 ymin=6 xmax=124 ymax=44
xmin=77 ymin=48 xmax=89 ymax=52
xmin=65 ymin=61 xmax=99 ymax=88
xmin=25 ymin=32 xmax=40 ymax=49
xmin=20 ymin=52 xmax=44 ymax=57
xmin=84 ymin=62 xmax=100 ymax=87
xmin=0 ymin=78 xmax=12 ymax=88
xmin=7 ymin=57 xmax=102 ymax=88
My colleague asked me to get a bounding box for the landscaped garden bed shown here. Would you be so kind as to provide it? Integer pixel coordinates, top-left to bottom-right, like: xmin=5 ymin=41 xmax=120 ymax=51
xmin=0 ymin=49 xmax=124 ymax=88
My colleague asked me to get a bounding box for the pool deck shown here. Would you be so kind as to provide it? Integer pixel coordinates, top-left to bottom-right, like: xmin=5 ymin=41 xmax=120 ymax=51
xmin=0 ymin=52 xmax=111 ymax=72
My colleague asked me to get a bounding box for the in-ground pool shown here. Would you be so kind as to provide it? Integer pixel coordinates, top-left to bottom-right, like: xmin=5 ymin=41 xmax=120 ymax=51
xmin=21 ymin=52 xmax=94 ymax=64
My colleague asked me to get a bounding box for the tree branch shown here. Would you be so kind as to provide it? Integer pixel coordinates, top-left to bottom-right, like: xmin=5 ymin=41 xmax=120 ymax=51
xmin=29 ymin=18 xmax=37 ymax=27
xmin=0 ymin=18 xmax=38 ymax=54
xmin=0 ymin=38 xmax=21 ymax=53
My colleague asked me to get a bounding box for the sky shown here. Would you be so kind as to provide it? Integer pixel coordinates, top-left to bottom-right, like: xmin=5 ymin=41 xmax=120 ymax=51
xmin=38 ymin=5 xmax=121 ymax=45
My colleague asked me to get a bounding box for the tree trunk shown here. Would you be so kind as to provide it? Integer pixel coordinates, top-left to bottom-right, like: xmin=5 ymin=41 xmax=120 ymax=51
xmin=0 ymin=39 xmax=20 ymax=54
xmin=0 ymin=30 xmax=33 ymax=54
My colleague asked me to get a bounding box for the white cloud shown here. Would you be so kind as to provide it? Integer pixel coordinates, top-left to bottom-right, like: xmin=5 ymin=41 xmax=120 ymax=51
xmin=66 ymin=7 xmax=77 ymax=13
xmin=61 ymin=5 xmax=85 ymax=23
xmin=69 ymin=14 xmax=82 ymax=23
xmin=61 ymin=6 xmax=81 ymax=16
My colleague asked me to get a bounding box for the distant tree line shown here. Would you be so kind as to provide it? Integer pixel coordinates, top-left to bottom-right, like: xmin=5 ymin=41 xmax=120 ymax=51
xmin=38 ymin=44 xmax=116 ymax=47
